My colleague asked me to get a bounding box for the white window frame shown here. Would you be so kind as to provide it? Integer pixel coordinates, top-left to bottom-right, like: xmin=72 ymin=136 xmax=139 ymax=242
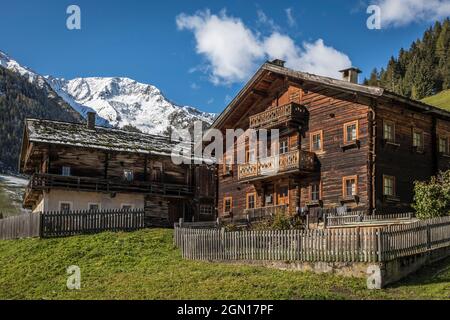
xmin=59 ymin=201 xmax=73 ymax=212
xmin=123 ymin=169 xmax=134 ymax=182
xmin=88 ymin=203 xmax=101 ymax=211
xmin=62 ymin=166 xmax=71 ymax=176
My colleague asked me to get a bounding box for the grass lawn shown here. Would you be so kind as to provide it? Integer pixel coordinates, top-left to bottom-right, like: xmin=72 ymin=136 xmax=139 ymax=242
xmin=422 ymin=89 xmax=450 ymax=111
xmin=0 ymin=228 xmax=449 ymax=300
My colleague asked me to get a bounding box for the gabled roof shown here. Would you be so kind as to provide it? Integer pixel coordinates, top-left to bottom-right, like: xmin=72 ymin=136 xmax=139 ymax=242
xmin=19 ymin=118 xmax=220 ymax=170
xmin=212 ymin=61 xmax=450 ymax=129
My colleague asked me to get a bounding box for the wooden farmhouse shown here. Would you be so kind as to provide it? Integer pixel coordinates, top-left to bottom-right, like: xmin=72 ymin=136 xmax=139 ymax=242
xmin=212 ymin=60 xmax=450 ymax=219
xmin=19 ymin=114 xmax=216 ymax=226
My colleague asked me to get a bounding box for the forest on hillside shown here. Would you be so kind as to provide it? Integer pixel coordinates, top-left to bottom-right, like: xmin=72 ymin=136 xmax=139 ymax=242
xmin=0 ymin=67 xmax=82 ymax=173
xmin=364 ymin=18 xmax=450 ymax=100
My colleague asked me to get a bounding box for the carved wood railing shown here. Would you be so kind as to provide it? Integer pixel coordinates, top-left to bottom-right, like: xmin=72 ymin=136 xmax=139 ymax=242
xmin=243 ymin=205 xmax=288 ymax=219
xmin=249 ymin=102 xmax=307 ymax=129
xmin=26 ymin=173 xmax=193 ymax=198
xmin=237 ymin=149 xmax=315 ymax=181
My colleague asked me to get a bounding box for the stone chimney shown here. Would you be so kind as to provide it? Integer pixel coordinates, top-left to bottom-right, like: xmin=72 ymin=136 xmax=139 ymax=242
xmin=87 ymin=111 xmax=96 ymax=130
xmin=339 ymin=67 xmax=362 ymax=84
xmin=270 ymin=59 xmax=286 ymax=67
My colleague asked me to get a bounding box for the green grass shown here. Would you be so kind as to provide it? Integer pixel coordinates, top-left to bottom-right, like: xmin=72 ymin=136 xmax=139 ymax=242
xmin=0 ymin=228 xmax=449 ymax=300
xmin=422 ymin=89 xmax=450 ymax=111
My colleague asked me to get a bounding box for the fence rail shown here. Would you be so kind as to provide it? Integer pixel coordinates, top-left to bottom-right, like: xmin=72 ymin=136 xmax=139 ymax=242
xmin=326 ymin=212 xmax=414 ymax=227
xmin=0 ymin=209 xmax=146 ymax=240
xmin=175 ymin=216 xmax=450 ymax=263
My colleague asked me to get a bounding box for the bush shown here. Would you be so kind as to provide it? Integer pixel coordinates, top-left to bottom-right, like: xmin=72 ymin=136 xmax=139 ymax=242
xmin=413 ymin=170 xmax=450 ymax=219
xmin=251 ymin=214 xmax=303 ymax=230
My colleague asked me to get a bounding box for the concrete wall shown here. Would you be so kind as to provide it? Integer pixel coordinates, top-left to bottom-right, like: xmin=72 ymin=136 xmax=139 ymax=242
xmin=37 ymin=190 xmax=145 ymax=212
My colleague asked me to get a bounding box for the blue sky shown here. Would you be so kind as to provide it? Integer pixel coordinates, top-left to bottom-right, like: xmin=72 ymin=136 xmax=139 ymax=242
xmin=1 ymin=0 xmax=448 ymax=113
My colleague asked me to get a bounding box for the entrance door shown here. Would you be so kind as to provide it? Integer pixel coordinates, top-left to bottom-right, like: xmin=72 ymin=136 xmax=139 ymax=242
xmin=277 ymin=186 xmax=289 ymax=205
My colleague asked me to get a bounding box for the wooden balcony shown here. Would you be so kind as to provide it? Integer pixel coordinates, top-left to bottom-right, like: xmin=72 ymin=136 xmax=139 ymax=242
xmin=237 ymin=149 xmax=315 ymax=181
xmin=24 ymin=173 xmax=193 ymax=208
xmin=249 ymin=102 xmax=308 ymax=130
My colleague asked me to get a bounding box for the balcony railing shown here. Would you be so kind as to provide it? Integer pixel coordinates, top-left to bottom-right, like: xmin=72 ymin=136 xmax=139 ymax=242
xmin=25 ymin=173 xmax=193 ymax=200
xmin=237 ymin=149 xmax=315 ymax=181
xmin=243 ymin=205 xmax=288 ymax=219
xmin=249 ymin=102 xmax=307 ymax=130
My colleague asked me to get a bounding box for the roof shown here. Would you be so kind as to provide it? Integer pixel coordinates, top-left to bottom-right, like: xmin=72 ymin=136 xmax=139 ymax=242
xmin=212 ymin=61 xmax=450 ymax=129
xmin=23 ymin=118 xmax=211 ymax=162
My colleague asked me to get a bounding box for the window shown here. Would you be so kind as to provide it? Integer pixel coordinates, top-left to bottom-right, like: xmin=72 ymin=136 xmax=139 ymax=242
xmin=383 ymin=121 xmax=395 ymax=143
xmin=439 ymin=137 xmax=449 ymax=154
xmin=88 ymin=203 xmax=100 ymax=211
xmin=344 ymin=121 xmax=358 ymax=144
xmin=246 ymin=193 xmax=256 ymax=209
xmin=277 ymin=186 xmax=289 ymax=205
xmin=223 ymin=197 xmax=232 ymax=213
xmin=310 ymin=131 xmax=323 ymax=152
xmin=121 ymin=204 xmax=134 ymax=210
xmin=123 ymin=169 xmax=134 ymax=182
xmin=223 ymin=154 xmax=232 ymax=174
xmin=62 ymin=166 xmax=71 ymax=176
xmin=59 ymin=202 xmax=72 ymax=212
xmin=200 ymin=205 xmax=213 ymax=216
xmin=413 ymin=130 xmax=424 ymax=150
xmin=279 ymin=140 xmax=289 ymax=154
xmin=311 ymin=183 xmax=320 ymax=201
xmin=246 ymin=149 xmax=256 ymax=163
xmin=342 ymin=176 xmax=357 ymax=197
xmin=383 ymin=175 xmax=396 ymax=197
xmin=151 ymin=162 xmax=163 ymax=181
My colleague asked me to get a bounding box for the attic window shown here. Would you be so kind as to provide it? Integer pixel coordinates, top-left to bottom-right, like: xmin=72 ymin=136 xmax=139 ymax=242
xmin=62 ymin=166 xmax=71 ymax=177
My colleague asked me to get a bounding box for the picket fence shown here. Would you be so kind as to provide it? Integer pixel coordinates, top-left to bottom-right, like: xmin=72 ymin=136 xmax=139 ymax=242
xmin=175 ymin=216 xmax=450 ymax=263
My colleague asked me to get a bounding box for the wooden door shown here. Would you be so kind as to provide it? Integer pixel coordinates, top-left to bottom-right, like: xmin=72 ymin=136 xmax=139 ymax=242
xmin=277 ymin=186 xmax=289 ymax=205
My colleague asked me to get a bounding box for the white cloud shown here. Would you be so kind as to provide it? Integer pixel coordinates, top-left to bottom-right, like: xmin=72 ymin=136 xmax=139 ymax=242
xmin=375 ymin=0 xmax=450 ymax=27
xmin=257 ymin=9 xmax=280 ymax=31
xmin=285 ymin=8 xmax=296 ymax=27
xmin=177 ymin=10 xmax=352 ymax=84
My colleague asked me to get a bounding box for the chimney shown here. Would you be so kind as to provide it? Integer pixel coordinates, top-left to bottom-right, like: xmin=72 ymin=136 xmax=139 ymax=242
xmin=339 ymin=67 xmax=362 ymax=84
xmin=270 ymin=59 xmax=286 ymax=67
xmin=87 ymin=111 xmax=96 ymax=130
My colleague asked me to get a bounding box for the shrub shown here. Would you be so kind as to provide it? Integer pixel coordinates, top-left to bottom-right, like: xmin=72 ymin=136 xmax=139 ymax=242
xmin=413 ymin=170 xmax=450 ymax=219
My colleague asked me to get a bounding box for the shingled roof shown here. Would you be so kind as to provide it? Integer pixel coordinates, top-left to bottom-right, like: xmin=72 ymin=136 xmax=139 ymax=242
xmin=24 ymin=118 xmax=192 ymax=157
xmin=212 ymin=61 xmax=450 ymax=129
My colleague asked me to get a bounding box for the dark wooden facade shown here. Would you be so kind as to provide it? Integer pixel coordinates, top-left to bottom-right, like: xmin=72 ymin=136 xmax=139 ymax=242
xmin=20 ymin=119 xmax=216 ymax=225
xmin=213 ymin=61 xmax=450 ymax=219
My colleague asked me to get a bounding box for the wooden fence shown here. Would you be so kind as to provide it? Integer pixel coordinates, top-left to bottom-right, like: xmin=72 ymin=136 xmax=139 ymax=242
xmin=326 ymin=212 xmax=414 ymax=227
xmin=0 ymin=213 xmax=41 ymax=240
xmin=0 ymin=209 xmax=145 ymax=240
xmin=175 ymin=216 xmax=450 ymax=263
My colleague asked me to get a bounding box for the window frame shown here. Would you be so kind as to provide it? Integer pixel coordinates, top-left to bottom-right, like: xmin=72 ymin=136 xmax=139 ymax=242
xmin=342 ymin=175 xmax=358 ymax=198
xmin=412 ymin=128 xmax=424 ymax=150
xmin=246 ymin=192 xmax=256 ymax=209
xmin=279 ymin=139 xmax=289 ymax=155
xmin=88 ymin=203 xmax=101 ymax=211
xmin=383 ymin=175 xmax=396 ymax=197
xmin=310 ymin=182 xmax=321 ymax=201
xmin=223 ymin=196 xmax=233 ymax=213
xmin=343 ymin=120 xmax=359 ymax=144
xmin=223 ymin=153 xmax=233 ymax=175
xmin=123 ymin=169 xmax=134 ymax=182
xmin=199 ymin=205 xmax=214 ymax=216
xmin=310 ymin=130 xmax=323 ymax=152
xmin=59 ymin=201 xmax=73 ymax=212
xmin=246 ymin=148 xmax=256 ymax=163
xmin=62 ymin=166 xmax=71 ymax=177
xmin=439 ymin=136 xmax=449 ymax=155
xmin=383 ymin=120 xmax=396 ymax=143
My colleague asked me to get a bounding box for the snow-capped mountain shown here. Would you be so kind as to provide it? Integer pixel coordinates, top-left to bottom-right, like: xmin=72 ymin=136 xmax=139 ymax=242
xmin=46 ymin=76 xmax=215 ymax=134
xmin=0 ymin=50 xmax=215 ymax=134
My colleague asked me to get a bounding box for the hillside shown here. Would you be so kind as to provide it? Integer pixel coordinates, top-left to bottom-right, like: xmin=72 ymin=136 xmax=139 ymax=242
xmin=0 ymin=67 xmax=83 ymax=172
xmin=0 ymin=228 xmax=449 ymax=300
xmin=422 ymin=89 xmax=450 ymax=110
xmin=0 ymin=174 xmax=28 ymax=217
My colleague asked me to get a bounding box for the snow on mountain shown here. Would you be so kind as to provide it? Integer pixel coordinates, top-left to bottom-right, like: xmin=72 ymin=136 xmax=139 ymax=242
xmin=0 ymin=50 xmax=215 ymax=134
xmin=45 ymin=76 xmax=215 ymax=134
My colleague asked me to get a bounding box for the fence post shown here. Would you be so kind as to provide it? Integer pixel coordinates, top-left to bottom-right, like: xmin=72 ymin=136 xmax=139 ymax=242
xmin=179 ymin=218 xmax=184 ymax=228
xmin=427 ymin=222 xmax=431 ymax=249
xmin=376 ymin=228 xmax=382 ymax=262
